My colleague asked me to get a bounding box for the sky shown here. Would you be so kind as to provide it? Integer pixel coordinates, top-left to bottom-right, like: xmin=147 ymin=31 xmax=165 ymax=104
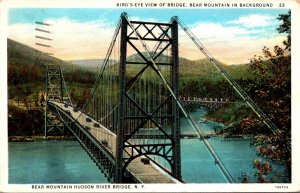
xmin=8 ymin=8 xmax=289 ymax=64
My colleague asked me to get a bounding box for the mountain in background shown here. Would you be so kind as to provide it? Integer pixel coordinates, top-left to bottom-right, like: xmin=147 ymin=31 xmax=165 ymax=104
xmin=7 ymin=38 xmax=257 ymax=136
xmin=7 ymin=38 xmax=255 ymax=86
xmin=124 ymin=51 xmax=255 ymax=80
xmin=70 ymin=59 xmax=117 ymax=68
xmin=8 ymin=38 xmax=69 ymax=68
xmin=180 ymin=58 xmax=256 ymax=81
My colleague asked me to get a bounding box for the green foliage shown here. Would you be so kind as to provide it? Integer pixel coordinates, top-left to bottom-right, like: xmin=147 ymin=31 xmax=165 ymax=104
xmin=247 ymin=11 xmax=291 ymax=182
xmin=7 ymin=38 xmax=71 ymax=98
xmin=180 ymin=58 xmax=256 ymax=80
xmin=7 ymin=38 xmax=73 ymax=85
xmin=204 ymin=103 xmax=264 ymax=135
xmin=201 ymin=11 xmax=291 ymax=182
xmin=8 ymin=104 xmax=44 ymax=136
xmin=7 ymin=37 xmax=258 ymax=137
xmin=277 ymin=10 xmax=291 ymax=51
xmin=63 ymin=66 xmax=97 ymax=85
xmin=179 ymin=58 xmax=257 ymax=100
xmin=249 ymin=48 xmax=291 ymax=138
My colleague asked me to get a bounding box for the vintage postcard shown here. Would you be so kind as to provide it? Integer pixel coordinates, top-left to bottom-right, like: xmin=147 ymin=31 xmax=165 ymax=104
xmin=0 ymin=0 xmax=299 ymax=192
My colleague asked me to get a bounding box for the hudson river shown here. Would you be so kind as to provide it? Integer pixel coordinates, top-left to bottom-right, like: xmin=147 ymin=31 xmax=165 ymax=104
xmin=9 ymin=108 xmax=288 ymax=183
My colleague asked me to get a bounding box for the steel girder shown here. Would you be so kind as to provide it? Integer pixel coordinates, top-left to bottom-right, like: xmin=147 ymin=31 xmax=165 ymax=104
xmin=115 ymin=15 xmax=181 ymax=183
xmin=45 ymin=64 xmax=64 ymax=136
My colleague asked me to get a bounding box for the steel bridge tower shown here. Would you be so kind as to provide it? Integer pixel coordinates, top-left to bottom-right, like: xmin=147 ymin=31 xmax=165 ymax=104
xmin=115 ymin=15 xmax=181 ymax=182
xmin=44 ymin=64 xmax=65 ymax=136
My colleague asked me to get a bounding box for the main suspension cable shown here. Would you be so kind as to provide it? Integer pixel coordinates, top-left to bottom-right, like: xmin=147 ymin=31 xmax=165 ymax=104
xmin=173 ymin=16 xmax=290 ymax=151
xmin=123 ymin=12 xmax=235 ymax=183
xmin=74 ymin=17 xmax=122 ymax=121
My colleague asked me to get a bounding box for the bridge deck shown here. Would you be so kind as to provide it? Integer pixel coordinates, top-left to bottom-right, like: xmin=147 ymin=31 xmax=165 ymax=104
xmin=51 ymin=101 xmax=178 ymax=183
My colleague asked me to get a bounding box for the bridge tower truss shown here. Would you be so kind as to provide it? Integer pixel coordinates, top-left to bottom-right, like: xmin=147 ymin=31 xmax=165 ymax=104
xmin=44 ymin=64 xmax=65 ymax=136
xmin=115 ymin=15 xmax=181 ymax=182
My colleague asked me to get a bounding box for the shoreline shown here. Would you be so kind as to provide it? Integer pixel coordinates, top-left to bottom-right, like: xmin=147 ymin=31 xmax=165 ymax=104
xmin=8 ymin=132 xmax=254 ymax=142
xmin=180 ymin=133 xmax=254 ymax=139
xmin=8 ymin=135 xmax=76 ymax=142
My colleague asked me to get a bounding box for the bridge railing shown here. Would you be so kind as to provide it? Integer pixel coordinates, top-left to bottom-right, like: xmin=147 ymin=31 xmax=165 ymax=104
xmin=179 ymin=96 xmax=230 ymax=103
xmin=48 ymin=101 xmax=181 ymax=183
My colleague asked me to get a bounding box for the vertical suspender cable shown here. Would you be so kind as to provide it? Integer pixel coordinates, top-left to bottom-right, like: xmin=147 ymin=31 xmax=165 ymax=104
xmin=173 ymin=17 xmax=290 ymax=151
xmin=75 ymin=18 xmax=121 ymax=122
xmin=123 ymin=12 xmax=235 ymax=183
xmin=60 ymin=68 xmax=74 ymax=107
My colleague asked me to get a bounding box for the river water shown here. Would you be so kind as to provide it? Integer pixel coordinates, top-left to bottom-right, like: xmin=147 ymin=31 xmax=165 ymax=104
xmin=8 ymin=108 xmax=288 ymax=183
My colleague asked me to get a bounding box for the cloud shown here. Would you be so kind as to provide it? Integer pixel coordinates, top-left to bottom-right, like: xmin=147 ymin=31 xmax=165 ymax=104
xmin=8 ymin=15 xmax=285 ymax=64
xmin=50 ymin=18 xmax=115 ymax=60
xmin=187 ymin=22 xmax=263 ymax=40
xmin=178 ymin=20 xmax=285 ymax=64
xmin=201 ymin=35 xmax=286 ymax=64
xmin=9 ymin=18 xmax=117 ymax=60
xmin=227 ymin=14 xmax=277 ymax=28
xmin=8 ymin=16 xmax=165 ymax=61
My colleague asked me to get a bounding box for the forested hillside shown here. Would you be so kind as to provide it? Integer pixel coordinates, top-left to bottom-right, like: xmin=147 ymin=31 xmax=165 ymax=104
xmin=7 ymin=38 xmax=265 ymax=137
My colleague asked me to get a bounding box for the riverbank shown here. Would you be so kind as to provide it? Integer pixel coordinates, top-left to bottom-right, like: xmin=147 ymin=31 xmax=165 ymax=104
xmin=8 ymin=135 xmax=76 ymax=142
xmin=201 ymin=104 xmax=267 ymax=136
xmin=8 ymin=107 xmax=290 ymax=183
xmin=9 ymin=134 xmax=251 ymax=142
xmin=181 ymin=133 xmax=254 ymax=140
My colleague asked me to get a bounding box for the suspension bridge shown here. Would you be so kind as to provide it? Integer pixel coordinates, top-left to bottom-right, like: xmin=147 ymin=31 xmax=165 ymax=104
xmin=43 ymin=12 xmax=290 ymax=183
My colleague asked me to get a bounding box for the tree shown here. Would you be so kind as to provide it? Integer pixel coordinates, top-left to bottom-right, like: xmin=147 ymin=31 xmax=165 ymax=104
xmin=277 ymin=10 xmax=291 ymax=51
xmin=248 ymin=10 xmax=291 ymax=182
xmin=40 ymin=92 xmax=46 ymax=105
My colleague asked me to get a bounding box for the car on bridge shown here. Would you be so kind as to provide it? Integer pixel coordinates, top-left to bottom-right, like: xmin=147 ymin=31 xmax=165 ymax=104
xmin=101 ymin=140 xmax=108 ymax=147
xmin=94 ymin=123 xmax=100 ymax=128
xmin=141 ymin=158 xmax=150 ymax=164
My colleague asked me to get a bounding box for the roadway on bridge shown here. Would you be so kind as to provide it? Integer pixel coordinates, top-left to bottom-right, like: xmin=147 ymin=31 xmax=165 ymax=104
xmin=51 ymin=101 xmax=179 ymax=183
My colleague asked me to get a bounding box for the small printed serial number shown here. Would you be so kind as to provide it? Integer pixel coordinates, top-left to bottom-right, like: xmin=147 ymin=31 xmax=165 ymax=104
xmin=279 ymin=3 xmax=285 ymax=7
xmin=275 ymin=185 xmax=288 ymax=189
